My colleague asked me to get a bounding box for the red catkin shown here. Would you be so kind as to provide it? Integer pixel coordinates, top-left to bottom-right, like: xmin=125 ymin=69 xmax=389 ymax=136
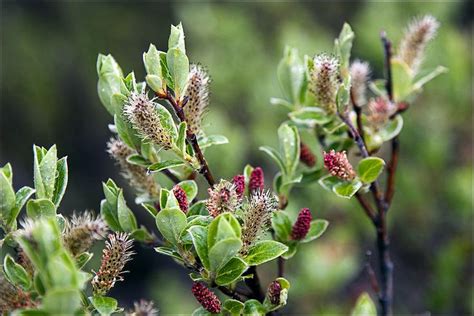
xmin=267 ymin=280 xmax=282 ymax=305
xmin=249 ymin=167 xmax=264 ymax=193
xmin=173 ymin=185 xmax=189 ymax=213
xmin=191 ymin=282 xmax=221 ymax=313
xmin=300 ymin=142 xmax=316 ymax=167
xmin=232 ymin=174 xmax=245 ymax=199
xmin=291 ymin=208 xmax=312 ymax=240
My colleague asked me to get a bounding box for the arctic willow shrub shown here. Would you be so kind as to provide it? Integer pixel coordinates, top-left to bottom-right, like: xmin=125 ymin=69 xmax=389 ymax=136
xmin=0 ymin=16 xmax=442 ymax=316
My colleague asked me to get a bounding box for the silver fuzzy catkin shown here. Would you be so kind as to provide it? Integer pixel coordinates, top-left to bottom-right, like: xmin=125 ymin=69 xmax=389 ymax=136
xmin=124 ymin=93 xmax=173 ymax=149
xmin=107 ymin=138 xmax=160 ymax=198
xmin=310 ymin=55 xmax=340 ymax=114
xmin=397 ymin=15 xmax=439 ymax=74
xmin=184 ymin=64 xmax=210 ymax=134
xmin=206 ymin=180 xmax=239 ymax=218
xmin=240 ymin=191 xmax=278 ymax=255
xmin=63 ymin=211 xmax=108 ymax=256
xmin=349 ymin=60 xmax=370 ymax=107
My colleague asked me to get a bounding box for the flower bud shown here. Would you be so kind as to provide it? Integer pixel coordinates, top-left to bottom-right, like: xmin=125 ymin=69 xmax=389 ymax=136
xmin=64 ymin=211 xmax=108 ymax=256
xmin=267 ymin=280 xmax=282 ymax=305
xmin=349 ymin=60 xmax=370 ymax=106
xmin=300 ymin=142 xmax=316 ymax=167
xmin=206 ymin=180 xmax=239 ymax=217
xmin=184 ymin=64 xmax=210 ymax=134
xmin=291 ymin=208 xmax=312 ymax=240
xmin=367 ymin=97 xmax=396 ymax=127
xmin=397 ymin=15 xmax=439 ymax=74
xmin=92 ymin=232 xmax=134 ymax=296
xmin=123 ymin=92 xmax=173 ymax=149
xmin=191 ymin=282 xmax=221 ymax=313
xmin=323 ymin=150 xmax=356 ymax=181
xmin=310 ymin=54 xmax=340 ymax=114
xmin=232 ymin=174 xmax=245 ymax=199
xmin=172 ymin=185 xmax=189 ymax=213
xmin=249 ymin=167 xmax=264 ymax=193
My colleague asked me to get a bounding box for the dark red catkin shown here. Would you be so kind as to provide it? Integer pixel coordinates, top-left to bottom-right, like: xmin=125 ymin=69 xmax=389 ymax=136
xmin=249 ymin=167 xmax=264 ymax=193
xmin=191 ymin=282 xmax=221 ymax=313
xmin=291 ymin=208 xmax=312 ymax=240
xmin=232 ymin=174 xmax=245 ymax=199
xmin=267 ymin=280 xmax=282 ymax=305
xmin=299 ymin=142 xmax=316 ymax=167
xmin=173 ymin=185 xmax=188 ymax=213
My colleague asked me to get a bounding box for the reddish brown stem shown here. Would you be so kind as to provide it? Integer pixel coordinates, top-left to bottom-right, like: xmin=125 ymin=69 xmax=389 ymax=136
xmin=385 ymin=137 xmax=399 ymax=205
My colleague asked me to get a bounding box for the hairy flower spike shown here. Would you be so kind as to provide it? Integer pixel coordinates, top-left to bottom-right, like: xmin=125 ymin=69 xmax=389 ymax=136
xmin=291 ymin=208 xmax=312 ymax=240
xmin=206 ymin=180 xmax=239 ymax=217
xmin=367 ymin=97 xmax=396 ymax=127
xmin=323 ymin=150 xmax=356 ymax=181
xmin=267 ymin=280 xmax=282 ymax=305
xmin=184 ymin=64 xmax=210 ymax=134
xmin=232 ymin=174 xmax=245 ymax=199
xmin=300 ymin=142 xmax=316 ymax=167
xmin=191 ymin=282 xmax=221 ymax=313
xmin=124 ymin=92 xmax=173 ymax=149
xmin=64 ymin=211 xmax=108 ymax=256
xmin=107 ymin=138 xmax=160 ymax=198
xmin=173 ymin=185 xmax=189 ymax=213
xmin=241 ymin=190 xmax=278 ymax=254
xmin=0 ymin=273 xmax=36 ymax=311
xmin=350 ymin=60 xmax=371 ymax=106
xmin=92 ymin=232 xmax=134 ymax=296
xmin=397 ymin=15 xmax=439 ymax=73
xmin=310 ymin=54 xmax=340 ymax=114
xmin=249 ymin=167 xmax=264 ymax=193
xmin=126 ymin=299 xmax=158 ymax=316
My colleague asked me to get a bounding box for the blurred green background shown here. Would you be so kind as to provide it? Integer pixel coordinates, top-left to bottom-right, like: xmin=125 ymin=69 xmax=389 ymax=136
xmin=1 ymin=1 xmax=472 ymax=314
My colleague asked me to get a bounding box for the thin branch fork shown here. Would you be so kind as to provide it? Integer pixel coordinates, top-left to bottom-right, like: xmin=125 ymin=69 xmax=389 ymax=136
xmin=157 ymin=90 xmax=216 ymax=187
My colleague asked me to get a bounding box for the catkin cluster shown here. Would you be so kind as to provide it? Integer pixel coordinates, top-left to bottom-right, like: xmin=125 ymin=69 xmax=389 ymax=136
xmin=183 ymin=64 xmax=210 ymax=134
xmin=310 ymin=55 xmax=340 ymax=114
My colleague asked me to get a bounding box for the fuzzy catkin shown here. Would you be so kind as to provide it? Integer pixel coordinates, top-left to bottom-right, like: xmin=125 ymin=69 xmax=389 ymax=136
xmin=397 ymin=15 xmax=439 ymax=74
xmin=206 ymin=180 xmax=239 ymax=217
xmin=92 ymin=232 xmax=134 ymax=296
xmin=310 ymin=55 xmax=340 ymax=114
xmin=184 ymin=64 xmax=210 ymax=134
xmin=0 ymin=274 xmax=35 ymax=312
xmin=323 ymin=150 xmax=356 ymax=181
xmin=63 ymin=211 xmax=108 ymax=256
xmin=124 ymin=92 xmax=173 ymax=149
xmin=107 ymin=138 xmax=160 ymax=198
xmin=240 ymin=191 xmax=278 ymax=255
xmin=349 ymin=60 xmax=370 ymax=106
xmin=126 ymin=300 xmax=158 ymax=316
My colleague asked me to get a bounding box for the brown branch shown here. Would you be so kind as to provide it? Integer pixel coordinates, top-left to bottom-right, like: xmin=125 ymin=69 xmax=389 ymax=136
xmin=365 ymin=250 xmax=381 ymax=295
xmin=160 ymin=169 xmax=181 ymax=184
xmin=158 ymin=90 xmax=216 ymax=187
xmin=217 ymin=286 xmax=249 ymax=302
xmin=244 ymin=266 xmax=265 ymax=302
xmin=385 ymin=137 xmax=399 ymax=205
xmin=277 ymin=257 xmax=285 ymax=277
xmin=355 ymin=193 xmax=377 ymax=223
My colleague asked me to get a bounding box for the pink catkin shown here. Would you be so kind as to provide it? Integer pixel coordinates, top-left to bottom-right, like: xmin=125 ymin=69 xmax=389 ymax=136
xmin=173 ymin=185 xmax=189 ymax=213
xmin=291 ymin=208 xmax=312 ymax=240
xmin=267 ymin=280 xmax=282 ymax=305
xmin=249 ymin=167 xmax=264 ymax=193
xmin=191 ymin=282 xmax=221 ymax=313
xmin=232 ymin=174 xmax=245 ymax=199
xmin=300 ymin=142 xmax=316 ymax=167
xmin=323 ymin=150 xmax=356 ymax=181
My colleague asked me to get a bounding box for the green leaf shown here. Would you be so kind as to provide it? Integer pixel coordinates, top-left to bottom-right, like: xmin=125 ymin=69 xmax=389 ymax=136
xmin=271 ymin=211 xmax=292 ymax=242
xmin=0 ymin=170 xmax=15 ymax=227
xmin=278 ymin=123 xmax=300 ymax=176
xmin=379 ymin=115 xmax=403 ymax=142
xmin=351 ymin=292 xmax=377 ymax=316
xmin=318 ymin=174 xmax=342 ymax=191
xmin=155 ymin=102 xmax=178 ymax=140
xmin=244 ymin=240 xmax=288 ymax=266
xmin=188 ymin=225 xmax=210 ymax=270
xmin=277 ymin=46 xmax=306 ymax=105
xmin=357 ymin=157 xmax=385 ymax=184
xmin=334 ymin=23 xmax=354 ymax=71
xmin=176 ymin=121 xmax=187 ymax=154
xmin=52 ymin=157 xmax=68 ymax=207
xmin=75 ymin=252 xmax=93 ymax=269
xmin=114 ymin=111 xmax=141 ymax=151
xmin=154 ymin=246 xmax=183 ymax=262
xmin=198 ymin=135 xmax=229 ymax=149
xmin=177 ymin=180 xmax=198 ymax=201
xmin=148 ymin=160 xmax=185 ymax=172
xmin=281 ymin=242 xmax=298 ymax=260
xmin=288 ymin=107 xmax=331 ymax=127
xmin=207 ymin=213 xmax=241 ymax=250
xmin=143 ymin=44 xmax=163 ymax=92
xmin=391 ymin=58 xmax=414 ymax=102
xmin=126 ymin=154 xmax=150 ymax=168
xmin=336 ymin=79 xmax=351 ymax=113
xmin=208 ymin=238 xmax=242 ymax=273
xmin=100 ymin=199 xmax=121 ymax=232
xmin=215 ymin=257 xmax=248 ymax=286
xmin=333 ymin=180 xmax=362 ymax=199
xmin=167 ymin=48 xmax=189 ymax=98
xmin=223 ymin=299 xmax=245 ymax=315
xmin=243 ymin=299 xmax=266 ymax=316
xmin=188 ymin=201 xmax=207 ymax=216
xmin=7 ymin=186 xmax=35 ymax=229
xmin=97 ymin=54 xmax=124 ymax=115
xmin=259 ymin=146 xmax=285 ymax=175
xmin=33 ymin=145 xmax=58 ymax=200
xmin=42 ymin=288 xmax=82 ymax=315
xmin=117 ymin=190 xmax=137 ymax=232
xmin=191 ymin=307 xmax=212 ymax=316
xmin=90 ymin=296 xmax=118 ymax=316
xmin=3 ymin=254 xmax=31 ymax=290
xmin=413 ymin=65 xmax=447 ymax=91
xmin=26 ymin=199 xmax=56 ymax=219
xmin=270 ymin=97 xmax=293 ymax=110
xmin=301 ymin=220 xmax=329 ymax=243
xmin=155 ymin=208 xmax=187 ymax=245
xmin=168 ymin=23 xmax=186 ymax=52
